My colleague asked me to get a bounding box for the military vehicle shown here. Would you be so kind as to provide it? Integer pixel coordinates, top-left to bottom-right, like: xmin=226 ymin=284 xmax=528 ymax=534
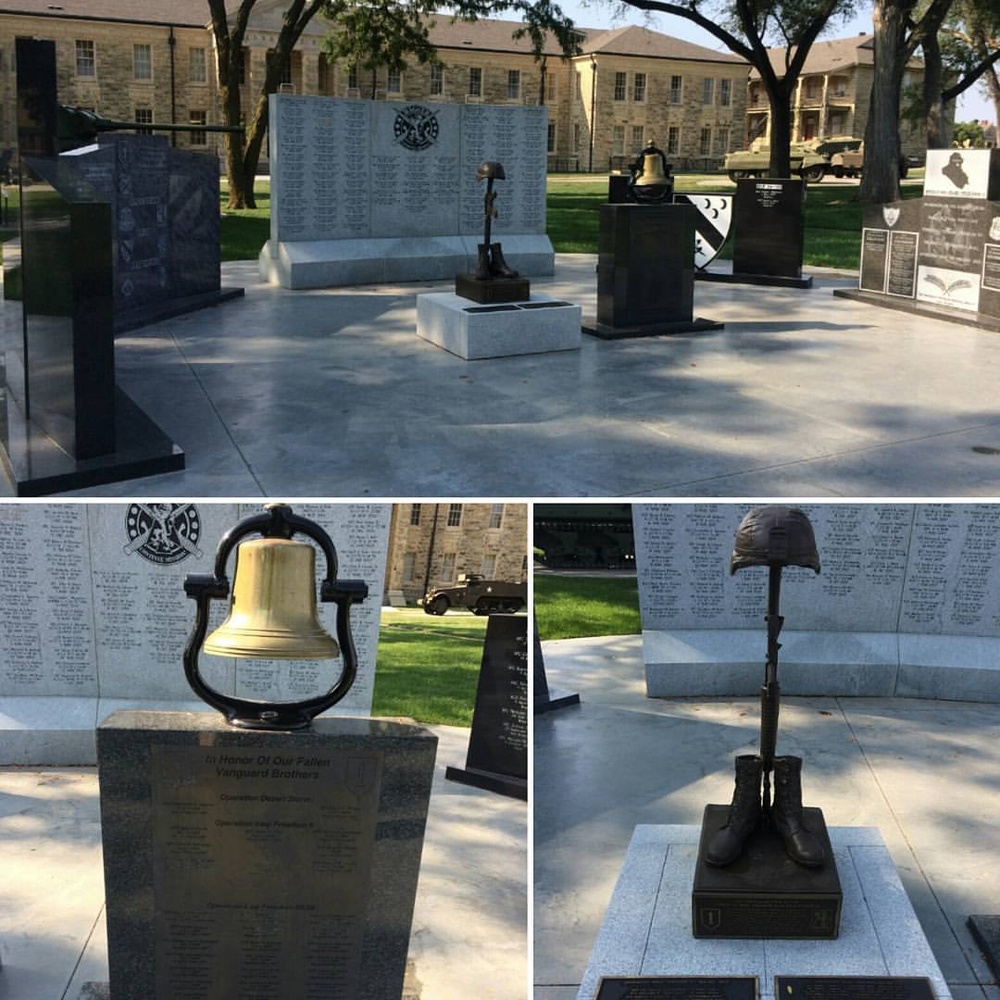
xmin=420 ymin=574 xmax=526 ymax=615
xmin=724 ymin=135 xmax=863 ymax=183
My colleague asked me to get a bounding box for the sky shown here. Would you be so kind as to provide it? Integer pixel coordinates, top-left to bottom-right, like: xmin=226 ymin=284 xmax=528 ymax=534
xmin=552 ymin=0 xmax=995 ymax=125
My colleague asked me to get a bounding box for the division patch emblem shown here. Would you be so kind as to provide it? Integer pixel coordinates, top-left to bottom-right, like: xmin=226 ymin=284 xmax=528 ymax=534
xmin=674 ymin=194 xmax=733 ymax=268
xmin=393 ymin=105 xmax=439 ymax=151
xmin=123 ymin=503 xmax=202 ymax=564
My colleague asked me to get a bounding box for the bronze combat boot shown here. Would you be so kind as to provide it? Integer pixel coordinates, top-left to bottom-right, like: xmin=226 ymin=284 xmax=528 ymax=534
xmin=475 ymin=244 xmax=492 ymax=280
xmin=488 ymin=242 xmax=519 ymax=278
xmin=705 ymin=755 xmax=762 ymax=866
xmin=772 ymin=755 xmax=825 ymax=868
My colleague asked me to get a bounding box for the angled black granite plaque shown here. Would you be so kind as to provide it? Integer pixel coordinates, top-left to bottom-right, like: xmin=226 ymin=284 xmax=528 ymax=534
xmin=693 ymin=804 xmax=841 ymax=938
xmin=446 ymin=614 xmax=527 ymax=799
xmin=533 ymin=622 xmax=580 ymax=714
xmin=968 ymin=914 xmax=1000 ymax=981
xmin=730 ymin=178 xmax=810 ymax=287
xmin=773 ymin=977 xmax=935 ymax=998
xmin=597 ymin=977 xmax=758 ymax=999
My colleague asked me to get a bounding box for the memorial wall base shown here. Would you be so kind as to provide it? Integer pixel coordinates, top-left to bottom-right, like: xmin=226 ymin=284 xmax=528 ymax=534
xmin=832 ymin=287 xmax=1000 ymax=332
xmin=259 ymin=235 xmax=555 ymax=290
xmin=98 ymin=710 xmax=436 ymax=1000
xmin=642 ymin=629 xmax=1000 ymax=703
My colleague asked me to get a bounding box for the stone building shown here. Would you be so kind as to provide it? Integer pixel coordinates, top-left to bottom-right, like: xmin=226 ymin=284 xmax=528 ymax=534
xmin=384 ymin=503 xmax=528 ymax=604
xmin=748 ymin=33 xmax=932 ymax=158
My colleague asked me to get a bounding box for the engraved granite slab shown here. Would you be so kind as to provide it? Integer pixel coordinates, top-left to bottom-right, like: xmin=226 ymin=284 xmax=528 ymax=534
xmin=596 ymin=976 xmax=758 ymax=999
xmin=98 ymin=710 xmax=437 ymax=1000
xmin=773 ymin=976 xmax=935 ymax=998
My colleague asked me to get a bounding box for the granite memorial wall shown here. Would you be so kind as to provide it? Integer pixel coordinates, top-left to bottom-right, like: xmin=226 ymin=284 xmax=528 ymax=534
xmin=0 ymin=503 xmax=390 ymax=762
xmin=848 ymin=148 xmax=1000 ymax=326
xmin=260 ymin=95 xmax=553 ymax=288
xmin=634 ymin=503 xmax=1000 ymax=701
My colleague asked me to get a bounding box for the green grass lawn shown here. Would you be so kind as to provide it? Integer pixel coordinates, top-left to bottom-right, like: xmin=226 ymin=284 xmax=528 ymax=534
xmin=372 ymin=607 xmax=492 ymax=727
xmin=534 ymin=574 xmax=641 ymax=641
xmin=220 ymin=173 xmax=924 ymax=270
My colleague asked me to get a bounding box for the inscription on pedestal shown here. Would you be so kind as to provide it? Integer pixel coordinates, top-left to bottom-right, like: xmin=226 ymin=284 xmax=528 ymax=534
xmin=152 ymin=744 xmax=382 ymax=1000
xmin=596 ymin=977 xmax=758 ymax=999
xmin=773 ymin=976 xmax=935 ymax=999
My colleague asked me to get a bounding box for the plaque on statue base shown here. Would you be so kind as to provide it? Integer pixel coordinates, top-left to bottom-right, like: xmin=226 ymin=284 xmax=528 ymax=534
xmin=454 ymin=272 xmax=531 ymax=304
xmin=596 ymin=976 xmax=758 ymax=999
xmin=692 ymin=804 xmax=841 ymax=939
xmin=774 ymin=977 xmax=935 ymax=999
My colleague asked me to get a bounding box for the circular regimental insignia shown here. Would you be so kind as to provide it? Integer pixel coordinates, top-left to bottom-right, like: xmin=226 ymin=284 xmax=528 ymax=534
xmin=393 ymin=105 xmax=439 ymax=151
xmin=124 ymin=503 xmax=202 ymax=564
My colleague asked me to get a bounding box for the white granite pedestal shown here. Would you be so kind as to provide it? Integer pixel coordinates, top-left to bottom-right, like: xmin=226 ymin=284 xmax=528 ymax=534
xmin=577 ymin=825 xmax=950 ymax=1000
xmin=416 ymin=291 xmax=581 ymax=360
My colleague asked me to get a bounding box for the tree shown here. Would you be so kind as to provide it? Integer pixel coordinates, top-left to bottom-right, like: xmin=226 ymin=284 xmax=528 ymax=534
xmin=938 ymin=0 xmax=1000 ymax=132
xmin=209 ymin=0 xmax=579 ymax=209
xmin=612 ymin=0 xmax=857 ymax=178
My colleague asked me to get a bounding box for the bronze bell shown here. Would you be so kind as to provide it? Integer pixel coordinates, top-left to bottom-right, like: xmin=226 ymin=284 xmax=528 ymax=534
xmin=203 ymin=536 xmax=340 ymax=659
xmin=629 ymin=142 xmax=673 ymax=203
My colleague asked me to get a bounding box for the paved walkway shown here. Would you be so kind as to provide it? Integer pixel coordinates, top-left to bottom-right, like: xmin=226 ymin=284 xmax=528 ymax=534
xmin=0 ymin=724 xmax=526 ymax=1000
xmin=5 ymin=255 xmax=1000 ymax=497
xmin=534 ymin=635 xmax=1000 ymax=1000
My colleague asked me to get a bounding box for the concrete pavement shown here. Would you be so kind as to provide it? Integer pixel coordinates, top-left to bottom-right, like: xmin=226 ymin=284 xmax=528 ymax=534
xmin=0 ymin=724 xmax=527 ymax=1000
xmin=4 ymin=255 xmax=1000 ymax=497
xmin=534 ymin=634 xmax=1000 ymax=1000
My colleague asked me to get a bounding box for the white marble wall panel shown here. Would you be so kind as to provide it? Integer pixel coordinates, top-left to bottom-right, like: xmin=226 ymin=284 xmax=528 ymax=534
xmin=0 ymin=503 xmax=389 ymax=714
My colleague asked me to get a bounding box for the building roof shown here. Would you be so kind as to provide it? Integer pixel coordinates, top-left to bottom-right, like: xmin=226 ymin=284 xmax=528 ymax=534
xmin=0 ymin=0 xmax=211 ymax=27
xmin=752 ymin=32 xmax=921 ymax=80
xmin=580 ymin=24 xmax=743 ymax=64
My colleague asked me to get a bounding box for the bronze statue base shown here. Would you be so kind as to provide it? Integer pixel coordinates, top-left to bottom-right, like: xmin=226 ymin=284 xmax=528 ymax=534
xmin=455 ymin=273 xmax=530 ymax=304
xmin=692 ymin=803 xmax=841 ymax=939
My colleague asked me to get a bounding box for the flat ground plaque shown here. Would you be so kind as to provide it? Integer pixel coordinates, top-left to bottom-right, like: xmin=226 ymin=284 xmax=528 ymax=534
xmin=773 ymin=977 xmax=935 ymax=998
xmin=596 ymin=976 xmax=758 ymax=999
xmin=693 ymin=804 xmax=841 ymax=938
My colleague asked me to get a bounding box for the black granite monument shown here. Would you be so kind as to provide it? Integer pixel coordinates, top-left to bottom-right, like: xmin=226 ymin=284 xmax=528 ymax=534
xmin=692 ymin=506 xmax=841 ymax=939
xmin=587 ymin=203 xmax=722 ymax=338
xmin=533 ymin=621 xmax=580 ymax=714
xmin=837 ymin=148 xmax=1000 ymax=330
xmin=446 ymin=613 xmax=528 ymax=799
xmin=596 ymin=976 xmax=758 ymax=999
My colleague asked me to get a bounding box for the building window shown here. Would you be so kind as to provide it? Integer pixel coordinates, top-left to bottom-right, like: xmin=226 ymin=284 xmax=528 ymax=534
xmin=667 ymin=125 xmax=680 ymax=155
xmin=347 ymin=64 xmax=359 ymax=91
xmin=440 ymin=552 xmax=456 ymax=581
xmin=702 ymin=78 xmax=715 ymax=105
xmin=133 ymin=44 xmax=152 ymax=81
xmin=612 ymin=124 xmax=625 ymax=156
xmin=447 ymin=504 xmax=463 ymax=527
xmin=189 ymin=110 xmax=207 ymax=146
xmin=669 ymin=75 xmax=682 ymax=105
xmin=481 ymin=554 xmax=497 ymax=577
xmin=547 ymin=122 xmax=556 ymax=153
xmin=387 ymin=67 xmax=401 ymax=93
xmin=317 ymin=53 xmax=333 ymax=93
xmin=430 ymin=63 xmax=443 ymax=95
xmin=573 ymin=122 xmax=581 ymax=153
xmin=134 ymin=108 xmax=154 ymax=136
xmin=699 ymin=126 xmax=712 ymax=155
xmin=613 ymin=71 xmax=627 ymax=101
xmin=409 ymin=503 xmax=422 ymax=526
xmin=631 ymin=124 xmax=644 ymax=151
xmin=402 ymin=552 xmax=416 ymax=583
xmin=715 ymin=125 xmax=730 ymax=155
xmin=489 ymin=504 xmax=504 ymax=529
xmin=268 ymin=50 xmax=292 ymax=87
xmin=507 ymin=69 xmax=520 ymax=100
xmin=719 ymin=78 xmax=732 ymax=107
xmin=75 ymin=40 xmax=96 ymax=77
xmin=190 ymin=47 xmax=207 ymax=83
xmin=576 ymin=70 xmax=583 ymax=99
xmin=239 ymin=48 xmax=249 ymax=85
xmin=633 ymin=72 xmax=646 ymax=103
xmin=468 ymin=67 xmax=482 ymax=97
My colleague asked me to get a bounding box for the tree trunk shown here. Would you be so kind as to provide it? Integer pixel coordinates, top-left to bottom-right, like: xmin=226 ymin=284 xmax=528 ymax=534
xmin=766 ymin=81 xmax=795 ymax=178
xmin=922 ymin=32 xmax=949 ymax=148
xmin=858 ymin=0 xmax=917 ymax=204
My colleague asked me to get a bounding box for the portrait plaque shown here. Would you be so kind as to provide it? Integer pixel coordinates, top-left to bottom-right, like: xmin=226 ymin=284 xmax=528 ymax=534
xmin=773 ymin=977 xmax=935 ymax=999
xmin=596 ymin=976 xmax=758 ymax=999
xmin=152 ymin=744 xmax=382 ymax=999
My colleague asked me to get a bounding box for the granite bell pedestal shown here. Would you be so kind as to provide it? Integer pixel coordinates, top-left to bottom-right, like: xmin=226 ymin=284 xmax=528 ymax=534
xmin=576 ymin=825 xmax=950 ymax=1000
xmin=416 ymin=291 xmax=581 ymax=360
xmin=97 ymin=710 xmax=437 ymax=1000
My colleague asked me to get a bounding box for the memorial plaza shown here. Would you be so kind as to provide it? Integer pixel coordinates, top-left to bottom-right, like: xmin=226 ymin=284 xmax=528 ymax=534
xmin=4 ymin=253 xmax=1000 ymax=498
xmin=534 ymin=632 xmax=1000 ymax=1000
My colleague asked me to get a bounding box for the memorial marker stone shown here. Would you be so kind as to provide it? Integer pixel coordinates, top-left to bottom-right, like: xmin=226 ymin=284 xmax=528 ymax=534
xmin=262 ymin=95 xmax=553 ymax=287
xmin=773 ymin=977 xmax=936 ymax=999
xmin=596 ymin=977 xmax=757 ymax=1000
xmin=730 ymin=178 xmax=810 ymax=286
xmin=446 ymin=614 xmax=527 ymax=799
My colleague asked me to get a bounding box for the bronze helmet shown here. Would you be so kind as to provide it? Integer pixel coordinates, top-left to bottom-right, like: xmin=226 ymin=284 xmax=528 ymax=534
xmin=729 ymin=506 xmax=820 ymax=574
xmin=476 ymin=161 xmax=506 ymax=181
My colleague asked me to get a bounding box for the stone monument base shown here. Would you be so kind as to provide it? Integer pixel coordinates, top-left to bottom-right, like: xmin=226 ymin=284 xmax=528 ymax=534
xmin=642 ymin=628 xmax=1000 ymax=702
xmin=416 ymin=291 xmax=581 ymax=360
xmin=0 ymin=386 xmax=183 ymax=496
xmin=575 ymin=824 xmax=951 ymax=1000
xmin=583 ymin=316 xmax=723 ymax=339
xmin=454 ymin=272 xmax=531 ymax=304
xmin=259 ymin=234 xmax=554 ymax=290
xmin=98 ymin=710 xmax=437 ymax=1000
xmin=693 ymin=805 xmax=840 ymax=939
xmin=696 ymin=268 xmax=813 ymax=289
xmin=445 ymin=763 xmax=528 ymax=800
xmin=833 ymin=287 xmax=1000 ymax=332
